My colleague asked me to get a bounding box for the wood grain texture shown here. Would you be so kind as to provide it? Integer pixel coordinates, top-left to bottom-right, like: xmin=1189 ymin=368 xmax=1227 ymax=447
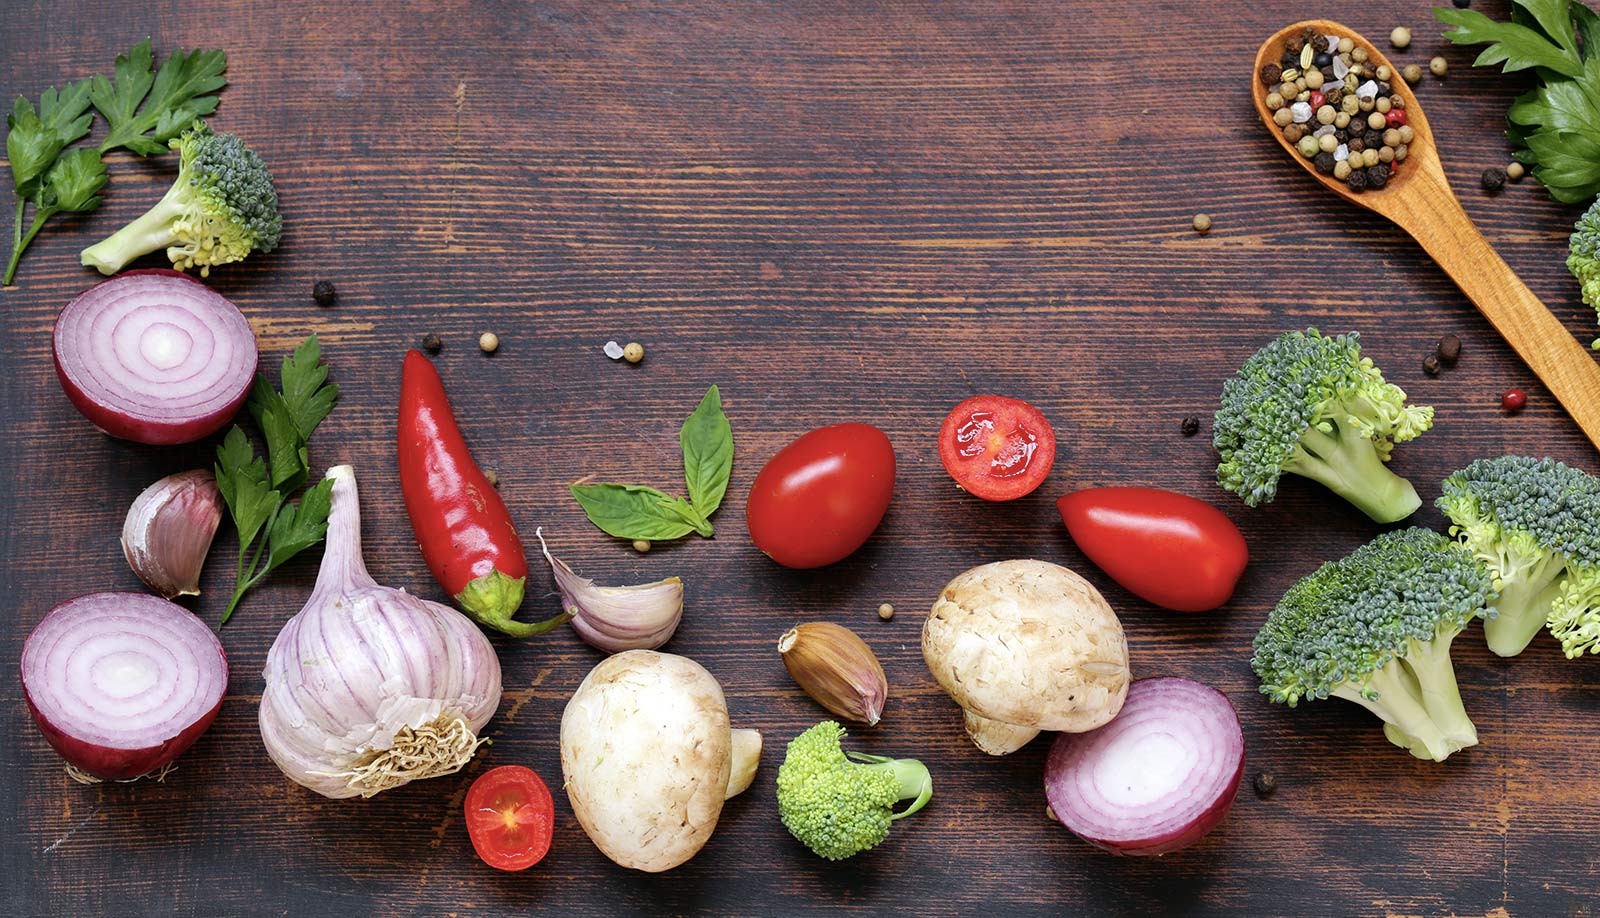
xmin=2 ymin=1 xmax=1598 ymax=916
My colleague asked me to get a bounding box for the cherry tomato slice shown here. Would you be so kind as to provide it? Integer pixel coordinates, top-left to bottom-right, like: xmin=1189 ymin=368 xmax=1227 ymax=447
xmin=938 ymin=395 xmax=1056 ymax=501
xmin=747 ymin=423 xmax=896 ymax=569
xmin=1057 ymin=487 xmax=1248 ymax=613
xmin=464 ymin=765 xmax=554 ymax=871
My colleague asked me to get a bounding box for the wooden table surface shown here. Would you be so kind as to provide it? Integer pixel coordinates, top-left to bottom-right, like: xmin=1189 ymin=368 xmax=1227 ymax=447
xmin=4 ymin=2 xmax=1598 ymax=916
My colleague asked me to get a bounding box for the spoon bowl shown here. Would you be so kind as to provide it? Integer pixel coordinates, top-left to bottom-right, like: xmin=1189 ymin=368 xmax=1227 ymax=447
xmin=1254 ymin=20 xmax=1600 ymax=453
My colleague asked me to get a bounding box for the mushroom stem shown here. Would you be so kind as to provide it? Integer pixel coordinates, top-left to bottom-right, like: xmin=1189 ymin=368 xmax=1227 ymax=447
xmin=724 ymin=728 xmax=762 ymax=799
xmin=963 ymin=710 xmax=1040 ymax=756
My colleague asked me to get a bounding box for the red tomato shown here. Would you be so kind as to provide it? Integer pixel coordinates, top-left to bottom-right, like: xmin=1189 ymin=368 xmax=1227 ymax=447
xmin=747 ymin=423 xmax=896 ymax=568
xmin=937 ymin=395 xmax=1056 ymax=501
xmin=1057 ymin=487 xmax=1248 ymax=613
xmin=465 ymin=765 xmax=554 ymax=871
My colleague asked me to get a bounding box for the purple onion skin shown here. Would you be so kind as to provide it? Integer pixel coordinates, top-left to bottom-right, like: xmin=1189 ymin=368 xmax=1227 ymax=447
xmin=23 ymin=688 xmax=224 ymax=781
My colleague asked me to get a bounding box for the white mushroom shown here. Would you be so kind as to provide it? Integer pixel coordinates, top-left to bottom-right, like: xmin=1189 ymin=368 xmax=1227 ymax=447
xmin=922 ymin=559 xmax=1131 ymax=755
xmin=560 ymin=650 xmax=762 ymax=872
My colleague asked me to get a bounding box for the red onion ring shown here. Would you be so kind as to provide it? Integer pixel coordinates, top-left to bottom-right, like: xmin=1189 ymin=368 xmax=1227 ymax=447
xmin=1044 ymin=676 xmax=1244 ymax=856
xmin=53 ymin=269 xmax=257 ymax=445
xmin=20 ymin=592 xmax=228 ymax=781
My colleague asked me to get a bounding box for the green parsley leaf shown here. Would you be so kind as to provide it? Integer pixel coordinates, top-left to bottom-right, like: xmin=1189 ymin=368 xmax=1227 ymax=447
xmin=570 ymin=483 xmax=699 ymax=541
xmin=264 ymin=477 xmax=334 ymax=574
xmin=280 ymin=336 xmax=340 ymax=442
xmin=92 ymin=39 xmax=227 ymax=156
xmin=214 ymin=425 xmax=281 ymax=551
xmin=40 ymin=147 xmax=108 ymax=212
xmin=247 ymin=335 xmax=338 ymax=491
xmin=680 ymin=385 xmax=734 ymax=517
xmin=1438 ymin=2 xmax=1583 ymax=77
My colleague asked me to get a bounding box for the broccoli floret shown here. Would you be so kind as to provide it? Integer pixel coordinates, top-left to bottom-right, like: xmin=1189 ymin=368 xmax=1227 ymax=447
xmin=1252 ymin=528 xmax=1496 ymax=762
xmin=1213 ymin=328 xmax=1433 ymax=523
xmin=80 ymin=121 xmax=281 ymax=277
xmin=776 ymin=721 xmax=932 ymax=860
xmin=1438 ymin=456 xmax=1600 ymax=658
xmin=1568 ymin=198 xmax=1600 ymax=349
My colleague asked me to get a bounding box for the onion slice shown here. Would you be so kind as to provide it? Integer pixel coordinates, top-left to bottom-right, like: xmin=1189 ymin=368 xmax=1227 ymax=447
xmin=1044 ymin=677 xmax=1244 ymax=856
xmin=20 ymin=592 xmax=228 ymax=781
xmin=53 ymin=269 xmax=258 ymax=445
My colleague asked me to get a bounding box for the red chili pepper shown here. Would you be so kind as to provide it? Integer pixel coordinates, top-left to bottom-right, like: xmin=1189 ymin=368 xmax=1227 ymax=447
xmin=398 ymin=350 xmax=569 ymax=637
xmin=1386 ymin=109 xmax=1407 ymax=128
xmin=1309 ymin=91 xmax=1325 ymax=110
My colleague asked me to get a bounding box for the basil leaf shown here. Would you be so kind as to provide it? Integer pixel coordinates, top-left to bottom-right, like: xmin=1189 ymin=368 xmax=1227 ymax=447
xmin=570 ymin=483 xmax=698 ymax=540
xmin=680 ymin=385 xmax=734 ymax=518
xmin=664 ymin=497 xmax=715 ymax=538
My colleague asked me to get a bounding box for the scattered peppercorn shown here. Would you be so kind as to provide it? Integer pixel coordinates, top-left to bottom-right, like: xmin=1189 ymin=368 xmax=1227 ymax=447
xmin=1452 ymin=0 xmax=1470 ymax=6
xmin=479 ymin=332 xmax=499 ymax=353
xmin=878 ymin=603 xmax=895 ymax=621
xmin=632 ymin=539 xmax=652 ymax=553
xmin=1423 ymin=354 xmax=1441 ymax=376
xmin=484 ymin=469 xmax=500 ymax=488
xmin=1438 ymin=333 xmax=1462 ymax=366
xmin=623 ymin=341 xmax=645 ymax=363
xmin=1506 ymin=162 xmax=1525 ymax=181
xmin=1390 ymin=27 xmax=1411 ymax=49
xmin=1192 ymin=213 xmax=1212 ymax=234
xmin=1254 ymin=772 xmax=1278 ymax=797
xmin=1181 ymin=416 xmax=1201 ymax=437
xmin=312 ymin=280 xmax=337 ymax=307
xmin=1482 ymin=167 xmax=1506 ymax=193
xmin=421 ymin=332 xmax=442 ymax=354
xmin=1403 ymin=64 xmax=1423 ymax=85
xmin=1502 ymin=389 xmax=1527 ymax=413
xmin=1430 ymin=56 xmax=1449 ymax=78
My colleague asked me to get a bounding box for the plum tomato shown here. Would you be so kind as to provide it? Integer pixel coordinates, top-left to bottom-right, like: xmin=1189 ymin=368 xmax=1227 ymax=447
xmin=747 ymin=423 xmax=896 ymax=568
xmin=465 ymin=765 xmax=554 ymax=871
xmin=1057 ymin=487 xmax=1248 ymax=612
xmin=937 ymin=395 xmax=1056 ymax=501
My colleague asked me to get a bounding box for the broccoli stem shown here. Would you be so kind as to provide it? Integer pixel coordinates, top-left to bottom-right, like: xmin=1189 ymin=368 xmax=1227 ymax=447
xmin=1332 ymin=662 xmax=1456 ymax=762
xmin=1287 ymin=421 xmax=1421 ymax=523
xmin=1483 ymin=554 xmax=1569 ymax=657
xmin=79 ymin=183 xmax=186 ymax=276
xmin=1395 ymin=631 xmax=1476 ymax=753
xmin=848 ymin=753 xmax=933 ymax=819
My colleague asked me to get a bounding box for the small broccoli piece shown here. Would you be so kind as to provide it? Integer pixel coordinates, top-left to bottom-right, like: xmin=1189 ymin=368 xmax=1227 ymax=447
xmin=1438 ymin=456 xmax=1600 ymax=658
xmin=1568 ymin=198 xmax=1600 ymax=348
xmin=1214 ymin=328 xmax=1433 ymax=523
xmin=776 ymin=720 xmax=932 ymax=860
xmin=80 ymin=121 xmax=280 ymax=277
xmin=1252 ymin=528 xmax=1496 ymax=762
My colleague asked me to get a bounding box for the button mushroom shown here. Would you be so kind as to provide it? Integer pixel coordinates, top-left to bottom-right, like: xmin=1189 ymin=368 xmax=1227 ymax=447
xmin=922 ymin=559 xmax=1131 ymax=755
xmin=560 ymin=650 xmax=762 ymax=872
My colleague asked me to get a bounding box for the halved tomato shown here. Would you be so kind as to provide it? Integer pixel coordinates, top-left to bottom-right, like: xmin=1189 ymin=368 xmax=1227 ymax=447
xmin=937 ymin=395 xmax=1056 ymax=501
xmin=465 ymin=764 xmax=554 ymax=871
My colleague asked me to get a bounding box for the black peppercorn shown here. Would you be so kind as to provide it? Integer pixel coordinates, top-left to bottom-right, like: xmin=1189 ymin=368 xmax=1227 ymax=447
xmin=1260 ymin=62 xmax=1283 ymax=86
xmin=1313 ymin=52 xmax=1332 ymax=68
xmin=1363 ymin=129 xmax=1384 ymax=148
xmin=1423 ymin=354 xmax=1441 ymax=376
xmin=1348 ymin=136 xmax=1366 ymax=153
xmin=312 ymin=280 xmax=337 ymax=307
xmin=1286 ymin=35 xmax=1305 ymax=54
xmin=1323 ymin=87 xmax=1343 ymax=106
xmin=1347 ymin=170 xmax=1368 ymax=192
xmin=1452 ymin=0 xmax=1470 ymax=7
xmin=1254 ymin=772 xmax=1277 ymax=797
xmin=1334 ymin=129 xmax=1349 ymax=144
xmin=1181 ymin=417 xmax=1200 ymax=437
xmin=1281 ymin=51 xmax=1298 ymax=69
xmin=422 ymin=333 xmax=442 ymax=353
xmin=1482 ymin=167 xmax=1507 ymax=193
xmin=1314 ymin=151 xmax=1336 ymax=174
xmin=1438 ymin=333 xmax=1462 ymax=365
xmin=1367 ymin=164 xmax=1389 ymax=188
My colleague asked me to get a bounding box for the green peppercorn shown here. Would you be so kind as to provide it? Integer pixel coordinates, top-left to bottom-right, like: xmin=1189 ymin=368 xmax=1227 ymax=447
xmin=1403 ymin=63 xmax=1423 ymax=84
xmin=1297 ymin=135 xmax=1321 ymax=158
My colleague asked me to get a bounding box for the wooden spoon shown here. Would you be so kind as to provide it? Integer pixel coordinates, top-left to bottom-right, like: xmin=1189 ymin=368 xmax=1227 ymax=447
xmin=1254 ymin=20 xmax=1600 ymax=453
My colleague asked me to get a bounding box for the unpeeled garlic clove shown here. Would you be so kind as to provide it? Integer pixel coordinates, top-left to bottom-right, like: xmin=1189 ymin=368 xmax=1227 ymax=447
xmin=778 ymin=622 xmax=888 ymax=725
xmin=122 ymin=470 xmax=224 ymax=598
xmin=537 ymin=529 xmax=683 ymax=653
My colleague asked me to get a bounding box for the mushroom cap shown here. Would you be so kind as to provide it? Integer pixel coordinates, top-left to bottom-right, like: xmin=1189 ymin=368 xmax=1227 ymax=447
xmin=560 ymin=650 xmax=733 ymax=872
xmin=923 ymin=559 xmax=1130 ymax=737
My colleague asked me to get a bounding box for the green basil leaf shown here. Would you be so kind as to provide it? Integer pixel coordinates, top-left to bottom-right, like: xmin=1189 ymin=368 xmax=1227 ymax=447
xmin=664 ymin=497 xmax=715 ymax=538
xmin=570 ymin=483 xmax=697 ymax=541
xmin=680 ymin=384 xmax=734 ymax=518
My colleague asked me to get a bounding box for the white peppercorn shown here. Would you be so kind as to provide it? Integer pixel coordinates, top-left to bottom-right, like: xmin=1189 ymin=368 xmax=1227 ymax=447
xmin=1430 ymin=56 xmax=1448 ymax=77
xmin=1390 ymin=27 xmax=1411 ymax=49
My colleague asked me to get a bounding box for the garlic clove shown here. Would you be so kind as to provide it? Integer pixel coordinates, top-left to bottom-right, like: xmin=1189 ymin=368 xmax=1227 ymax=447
xmin=537 ymin=529 xmax=684 ymax=653
xmin=778 ymin=622 xmax=888 ymax=725
xmin=122 ymin=470 xmax=224 ymax=598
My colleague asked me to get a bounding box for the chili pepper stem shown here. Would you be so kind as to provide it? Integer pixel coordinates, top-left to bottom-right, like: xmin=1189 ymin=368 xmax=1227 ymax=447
xmin=454 ymin=568 xmax=571 ymax=637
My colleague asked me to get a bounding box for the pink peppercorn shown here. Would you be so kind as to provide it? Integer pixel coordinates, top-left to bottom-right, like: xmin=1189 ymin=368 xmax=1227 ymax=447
xmin=1501 ymin=389 xmax=1527 ymax=413
xmin=1310 ymin=90 xmax=1326 ymax=109
xmin=1386 ymin=109 xmax=1408 ymax=128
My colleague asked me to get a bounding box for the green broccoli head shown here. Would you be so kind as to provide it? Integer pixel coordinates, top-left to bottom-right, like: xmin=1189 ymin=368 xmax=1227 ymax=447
xmin=81 ymin=121 xmax=281 ymax=276
xmin=1568 ymin=198 xmax=1600 ymax=349
xmin=776 ymin=720 xmax=932 ymax=860
xmin=1438 ymin=456 xmax=1600 ymax=658
xmin=1213 ymin=328 xmax=1433 ymax=523
xmin=1252 ymin=527 xmax=1496 ymax=762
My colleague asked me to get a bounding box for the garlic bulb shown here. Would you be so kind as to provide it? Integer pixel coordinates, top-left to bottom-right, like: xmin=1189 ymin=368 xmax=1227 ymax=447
xmin=122 ymin=470 xmax=223 ymax=598
xmin=537 ymin=529 xmax=683 ymax=653
xmin=259 ymin=465 xmax=502 ymax=799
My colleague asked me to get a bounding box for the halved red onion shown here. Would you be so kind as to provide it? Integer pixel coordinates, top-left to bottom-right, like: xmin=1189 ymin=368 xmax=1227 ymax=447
xmin=53 ymin=269 xmax=257 ymax=445
xmin=1044 ymin=676 xmax=1244 ymax=856
xmin=20 ymin=592 xmax=228 ymax=781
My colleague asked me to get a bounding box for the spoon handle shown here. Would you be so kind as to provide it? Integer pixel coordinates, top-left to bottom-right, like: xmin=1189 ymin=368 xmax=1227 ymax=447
xmin=1393 ymin=170 xmax=1600 ymax=453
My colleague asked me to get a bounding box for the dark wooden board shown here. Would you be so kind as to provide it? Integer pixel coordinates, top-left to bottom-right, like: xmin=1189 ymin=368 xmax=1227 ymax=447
xmin=3 ymin=1 xmax=1598 ymax=915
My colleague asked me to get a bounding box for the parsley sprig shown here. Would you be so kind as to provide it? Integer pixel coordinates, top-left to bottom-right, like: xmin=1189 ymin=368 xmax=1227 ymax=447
xmin=214 ymin=336 xmax=339 ymax=624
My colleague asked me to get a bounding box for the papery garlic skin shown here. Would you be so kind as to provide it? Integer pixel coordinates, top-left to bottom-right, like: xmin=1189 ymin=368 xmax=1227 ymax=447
xmin=259 ymin=465 xmax=502 ymax=799
xmin=122 ymin=470 xmax=223 ymax=598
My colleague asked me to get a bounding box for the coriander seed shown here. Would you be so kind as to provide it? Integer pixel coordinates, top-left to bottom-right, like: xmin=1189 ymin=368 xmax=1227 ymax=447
xmin=623 ymin=341 xmax=645 ymax=363
xmin=632 ymin=539 xmax=651 ymax=553
xmin=878 ymin=603 xmax=894 ymax=621
xmin=1430 ymin=56 xmax=1448 ymax=77
xmin=1192 ymin=213 xmax=1213 ymax=234
xmin=479 ymin=332 xmax=499 ymax=353
xmin=1506 ymin=162 xmax=1525 ymax=180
